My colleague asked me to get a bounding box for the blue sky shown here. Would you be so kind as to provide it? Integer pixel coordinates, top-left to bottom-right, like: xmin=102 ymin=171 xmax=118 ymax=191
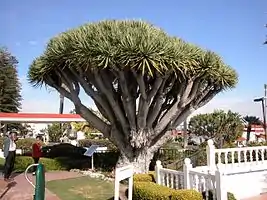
xmin=1 ymin=0 xmax=267 ymax=117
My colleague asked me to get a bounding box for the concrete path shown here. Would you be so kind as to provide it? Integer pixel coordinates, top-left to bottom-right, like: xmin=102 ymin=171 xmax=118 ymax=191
xmin=0 ymin=171 xmax=83 ymax=200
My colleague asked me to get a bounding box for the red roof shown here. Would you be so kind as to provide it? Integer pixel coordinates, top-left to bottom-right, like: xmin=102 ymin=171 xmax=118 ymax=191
xmin=0 ymin=113 xmax=86 ymax=123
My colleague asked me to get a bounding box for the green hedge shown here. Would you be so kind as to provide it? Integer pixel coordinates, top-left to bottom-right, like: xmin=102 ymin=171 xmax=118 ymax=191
xmin=41 ymin=143 xmax=119 ymax=171
xmin=133 ymin=172 xmax=155 ymax=182
xmin=133 ymin=173 xmax=237 ymax=200
xmin=78 ymin=139 xmax=117 ymax=150
xmin=42 ymin=143 xmax=87 ymax=158
xmin=133 ymin=181 xmax=202 ymax=200
xmin=14 ymin=156 xmax=64 ymax=172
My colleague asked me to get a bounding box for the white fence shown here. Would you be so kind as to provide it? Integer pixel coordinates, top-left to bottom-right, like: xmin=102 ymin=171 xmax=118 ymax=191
xmin=206 ymin=139 xmax=267 ymax=173
xmin=155 ymin=139 xmax=267 ymax=200
xmin=155 ymin=159 xmax=227 ymax=200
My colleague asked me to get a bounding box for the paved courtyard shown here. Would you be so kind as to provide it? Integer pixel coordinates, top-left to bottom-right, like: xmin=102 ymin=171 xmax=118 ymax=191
xmin=0 ymin=171 xmax=83 ymax=200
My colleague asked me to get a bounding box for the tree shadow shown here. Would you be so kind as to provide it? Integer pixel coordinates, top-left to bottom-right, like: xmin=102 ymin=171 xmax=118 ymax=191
xmin=0 ymin=181 xmax=17 ymax=199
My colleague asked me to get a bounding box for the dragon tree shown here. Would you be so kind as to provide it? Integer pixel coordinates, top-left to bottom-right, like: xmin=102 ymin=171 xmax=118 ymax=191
xmin=27 ymin=20 xmax=238 ymax=173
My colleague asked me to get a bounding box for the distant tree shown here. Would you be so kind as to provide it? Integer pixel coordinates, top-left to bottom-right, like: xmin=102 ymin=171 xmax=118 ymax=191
xmin=28 ymin=20 xmax=238 ymax=173
xmin=244 ymin=115 xmax=262 ymax=142
xmin=189 ymin=110 xmax=244 ymax=147
xmin=46 ymin=123 xmax=62 ymax=142
xmin=0 ymin=47 xmax=22 ymax=113
xmin=244 ymin=115 xmax=262 ymax=125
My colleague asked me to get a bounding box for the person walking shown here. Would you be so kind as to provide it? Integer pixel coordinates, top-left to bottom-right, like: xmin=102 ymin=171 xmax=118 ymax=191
xmin=32 ymin=136 xmax=42 ymax=175
xmin=3 ymin=132 xmax=17 ymax=181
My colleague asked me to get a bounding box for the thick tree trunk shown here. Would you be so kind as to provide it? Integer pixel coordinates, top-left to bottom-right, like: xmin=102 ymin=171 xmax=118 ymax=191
xmin=116 ymin=147 xmax=155 ymax=174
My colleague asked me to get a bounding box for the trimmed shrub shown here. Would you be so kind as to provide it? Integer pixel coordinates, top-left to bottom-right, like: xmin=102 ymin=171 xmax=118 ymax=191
xmin=133 ymin=181 xmax=202 ymax=200
xmin=14 ymin=156 xmax=64 ymax=172
xmin=171 ymin=189 xmax=203 ymax=200
xmin=42 ymin=143 xmax=119 ymax=171
xmin=227 ymin=192 xmax=237 ymax=200
xmin=133 ymin=172 xmax=155 ymax=183
xmin=133 ymin=181 xmax=172 ymax=200
xmin=78 ymin=139 xmax=117 ymax=150
xmin=42 ymin=143 xmax=86 ymax=158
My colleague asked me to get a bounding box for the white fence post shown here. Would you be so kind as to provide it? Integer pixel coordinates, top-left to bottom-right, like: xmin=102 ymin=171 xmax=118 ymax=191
xmin=215 ymin=166 xmax=227 ymax=200
xmin=207 ymin=139 xmax=216 ymax=170
xmin=183 ymin=158 xmax=192 ymax=189
xmin=155 ymin=160 xmax=163 ymax=185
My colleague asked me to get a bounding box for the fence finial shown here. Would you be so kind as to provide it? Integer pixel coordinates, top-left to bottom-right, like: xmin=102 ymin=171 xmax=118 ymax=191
xmin=207 ymin=139 xmax=214 ymax=146
xmin=184 ymin=158 xmax=191 ymax=165
xmin=156 ymin=160 xmax=162 ymax=166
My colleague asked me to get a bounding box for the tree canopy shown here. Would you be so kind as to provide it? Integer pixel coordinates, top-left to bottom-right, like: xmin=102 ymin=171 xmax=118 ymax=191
xmin=0 ymin=47 xmax=22 ymax=113
xmin=27 ymin=20 xmax=238 ymax=172
xmin=244 ymin=115 xmax=262 ymax=125
xmin=188 ymin=110 xmax=244 ymax=147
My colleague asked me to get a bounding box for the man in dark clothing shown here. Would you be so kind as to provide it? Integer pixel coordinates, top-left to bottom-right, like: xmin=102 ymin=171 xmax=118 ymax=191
xmin=3 ymin=132 xmax=17 ymax=181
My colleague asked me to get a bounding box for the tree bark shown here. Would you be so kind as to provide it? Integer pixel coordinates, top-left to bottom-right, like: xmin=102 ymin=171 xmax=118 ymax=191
xmin=116 ymin=147 xmax=155 ymax=174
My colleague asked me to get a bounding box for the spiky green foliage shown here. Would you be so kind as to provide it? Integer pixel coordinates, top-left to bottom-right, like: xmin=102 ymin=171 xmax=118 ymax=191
xmin=0 ymin=47 xmax=22 ymax=113
xmin=27 ymin=20 xmax=238 ymax=171
xmin=29 ymin=20 xmax=237 ymax=89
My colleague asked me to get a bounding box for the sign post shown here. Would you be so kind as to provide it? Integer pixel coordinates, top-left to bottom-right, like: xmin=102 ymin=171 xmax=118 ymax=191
xmin=114 ymin=165 xmax=134 ymax=200
xmin=83 ymin=145 xmax=99 ymax=170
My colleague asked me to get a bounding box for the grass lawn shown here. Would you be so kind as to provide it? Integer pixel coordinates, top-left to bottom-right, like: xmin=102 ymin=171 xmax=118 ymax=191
xmin=46 ymin=176 xmax=116 ymax=200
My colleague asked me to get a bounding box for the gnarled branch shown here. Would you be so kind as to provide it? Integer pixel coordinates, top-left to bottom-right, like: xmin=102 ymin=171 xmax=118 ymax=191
xmin=118 ymin=71 xmax=137 ymax=130
xmin=94 ymin=70 xmax=130 ymax=135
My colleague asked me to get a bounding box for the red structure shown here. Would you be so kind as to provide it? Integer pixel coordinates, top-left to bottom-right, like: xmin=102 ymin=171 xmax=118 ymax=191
xmin=0 ymin=113 xmax=86 ymax=123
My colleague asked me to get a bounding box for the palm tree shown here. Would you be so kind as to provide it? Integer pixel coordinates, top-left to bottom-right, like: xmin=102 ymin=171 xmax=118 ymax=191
xmin=244 ymin=115 xmax=262 ymax=125
xmin=244 ymin=115 xmax=262 ymax=142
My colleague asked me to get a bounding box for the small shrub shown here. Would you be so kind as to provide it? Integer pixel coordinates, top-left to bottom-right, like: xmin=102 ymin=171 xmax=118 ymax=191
xmin=171 ymin=189 xmax=202 ymax=200
xmin=133 ymin=172 xmax=155 ymax=183
xmin=78 ymin=139 xmax=117 ymax=150
xmin=133 ymin=181 xmax=202 ymax=200
xmin=15 ymin=156 xmax=64 ymax=172
xmin=228 ymin=192 xmax=237 ymax=200
xmin=42 ymin=143 xmax=86 ymax=158
xmin=133 ymin=182 xmax=172 ymax=200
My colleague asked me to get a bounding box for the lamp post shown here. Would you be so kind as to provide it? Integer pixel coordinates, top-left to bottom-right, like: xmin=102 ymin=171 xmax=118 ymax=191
xmin=254 ymin=84 xmax=267 ymax=141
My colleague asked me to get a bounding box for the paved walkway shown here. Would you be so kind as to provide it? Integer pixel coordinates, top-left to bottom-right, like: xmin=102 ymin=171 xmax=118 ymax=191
xmin=0 ymin=171 xmax=83 ymax=200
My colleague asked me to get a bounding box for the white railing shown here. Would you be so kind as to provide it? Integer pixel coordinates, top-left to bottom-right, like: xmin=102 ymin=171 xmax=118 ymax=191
xmin=155 ymin=161 xmax=184 ymax=189
xmin=206 ymin=140 xmax=267 ymax=172
xmin=155 ymin=140 xmax=267 ymax=200
xmin=155 ymin=159 xmax=227 ymax=200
